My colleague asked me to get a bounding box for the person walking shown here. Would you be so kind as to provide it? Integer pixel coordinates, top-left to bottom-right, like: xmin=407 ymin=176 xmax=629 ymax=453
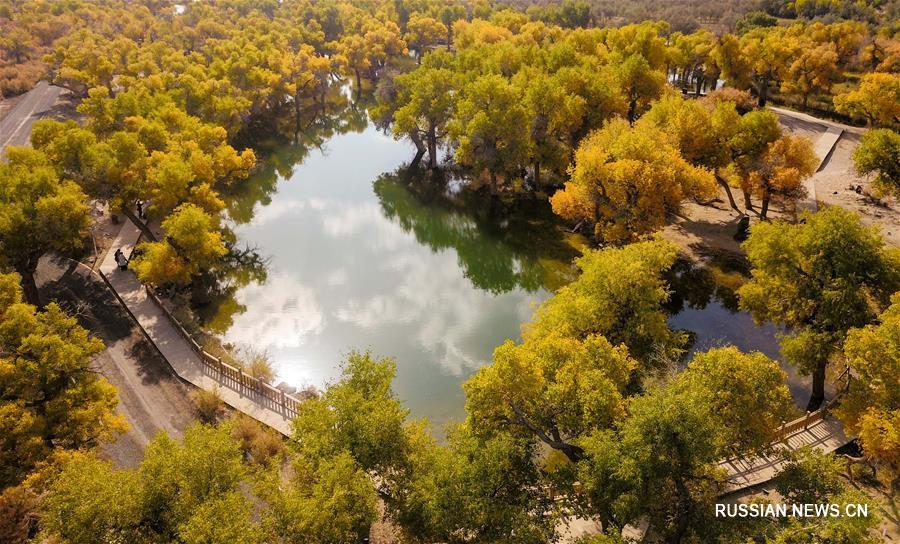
xmin=114 ymin=248 xmax=129 ymax=271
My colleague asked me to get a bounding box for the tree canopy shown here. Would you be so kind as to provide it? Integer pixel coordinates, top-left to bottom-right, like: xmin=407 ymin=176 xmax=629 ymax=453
xmin=739 ymin=206 xmax=900 ymax=409
xmin=0 ymin=147 xmax=92 ymax=305
xmin=0 ymin=272 xmax=124 ymax=489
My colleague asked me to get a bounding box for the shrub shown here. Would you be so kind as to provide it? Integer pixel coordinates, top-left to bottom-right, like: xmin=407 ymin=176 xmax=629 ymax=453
xmin=701 ymin=87 xmax=756 ymax=113
xmin=192 ymin=388 xmax=224 ymax=424
xmin=230 ymin=415 xmax=285 ymax=466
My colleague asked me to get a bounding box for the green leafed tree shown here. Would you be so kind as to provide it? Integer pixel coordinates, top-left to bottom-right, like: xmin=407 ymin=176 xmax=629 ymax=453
xmin=465 ymin=332 xmax=635 ymax=463
xmin=385 ymin=62 xmax=456 ymax=169
xmin=607 ymin=53 xmax=665 ymax=123
xmin=290 ymin=351 xmax=411 ymax=484
xmin=739 ymin=207 xmax=900 ymax=410
xmin=392 ymin=424 xmax=553 ymax=544
xmin=853 ymin=128 xmax=900 ymax=198
xmin=40 ymin=424 xmax=261 ymax=544
xmin=770 ymin=448 xmax=880 ymax=544
xmin=835 ymin=295 xmax=900 ymax=487
xmin=449 ymin=74 xmax=531 ymax=195
xmin=130 ymin=203 xmax=228 ymax=286
xmin=576 ymin=346 xmax=793 ymax=539
xmin=266 ymin=451 xmax=377 ymax=544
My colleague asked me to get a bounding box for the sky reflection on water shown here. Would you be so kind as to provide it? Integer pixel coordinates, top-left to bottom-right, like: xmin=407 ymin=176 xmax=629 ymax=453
xmin=218 ymin=122 xmax=804 ymax=428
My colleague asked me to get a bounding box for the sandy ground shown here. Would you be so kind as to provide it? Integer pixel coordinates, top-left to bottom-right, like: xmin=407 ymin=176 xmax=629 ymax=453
xmin=662 ymin=112 xmax=900 ymax=262
xmin=815 ymin=133 xmax=900 ymax=246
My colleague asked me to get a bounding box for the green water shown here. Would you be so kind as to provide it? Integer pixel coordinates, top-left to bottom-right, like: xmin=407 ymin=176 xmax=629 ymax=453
xmin=211 ymin=118 xmax=806 ymax=428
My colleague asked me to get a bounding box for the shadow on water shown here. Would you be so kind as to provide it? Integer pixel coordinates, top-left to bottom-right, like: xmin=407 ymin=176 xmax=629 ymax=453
xmin=228 ymin=92 xmax=372 ymax=226
xmin=664 ymin=251 xmax=812 ymax=407
xmin=373 ymin=165 xmax=586 ymax=294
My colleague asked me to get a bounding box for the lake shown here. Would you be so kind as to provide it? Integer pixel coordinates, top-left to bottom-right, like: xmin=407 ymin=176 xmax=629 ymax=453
xmin=211 ymin=119 xmax=810 ymax=429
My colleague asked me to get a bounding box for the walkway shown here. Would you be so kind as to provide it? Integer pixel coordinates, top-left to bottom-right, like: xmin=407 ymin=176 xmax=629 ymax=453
xmin=35 ymin=255 xmax=196 ymax=466
xmin=619 ymin=410 xmax=851 ymax=541
xmin=770 ymin=105 xmax=865 ymax=136
xmin=719 ymin=411 xmax=850 ymax=494
xmin=98 ymin=219 xmax=296 ymax=436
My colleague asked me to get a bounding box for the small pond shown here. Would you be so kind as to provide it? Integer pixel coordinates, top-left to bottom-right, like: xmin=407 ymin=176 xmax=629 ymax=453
xmin=207 ymin=115 xmax=810 ymax=428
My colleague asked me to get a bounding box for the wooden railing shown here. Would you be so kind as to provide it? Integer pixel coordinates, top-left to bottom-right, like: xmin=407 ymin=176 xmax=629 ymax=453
xmin=719 ymin=389 xmax=848 ymax=473
xmin=773 ymin=409 xmax=826 ymax=441
xmin=772 ymin=388 xmax=846 ymax=442
xmin=144 ymin=285 xmax=303 ymax=419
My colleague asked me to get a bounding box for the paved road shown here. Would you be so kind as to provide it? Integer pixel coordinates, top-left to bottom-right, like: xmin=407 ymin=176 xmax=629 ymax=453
xmin=36 ymin=257 xmax=195 ymax=466
xmin=0 ymin=80 xmax=64 ymax=156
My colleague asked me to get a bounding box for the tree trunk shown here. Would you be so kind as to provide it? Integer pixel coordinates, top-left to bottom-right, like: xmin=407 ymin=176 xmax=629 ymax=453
xmin=509 ymin=402 xmax=585 ymax=463
xmin=672 ymin=477 xmax=693 ymax=544
xmin=807 ymin=359 xmax=827 ymax=411
xmin=354 ymin=69 xmax=361 ymax=92
xmin=760 ymin=190 xmax=770 ymax=220
xmin=489 ymin=171 xmax=498 ymax=196
xmin=627 ymin=97 xmax=638 ymax=124
xmin=294 ymin=95 xmax=303 ymax=142
xmin=533 ymin=159 xmax=541 ymax=190
xmin=409 ymin=131 xmax=426 ymax=167
xmin=18 ymin=269 xmax=42 ymax=307
xmin=426 ymin=124 xmax=438 ymax=169
xmin=757 ymin=75 xmax=769 ymax=108
xmin=743 ymin=189 xmax=753 ymax=211
xmin=717 ymin=176 xmax=740 ymax=212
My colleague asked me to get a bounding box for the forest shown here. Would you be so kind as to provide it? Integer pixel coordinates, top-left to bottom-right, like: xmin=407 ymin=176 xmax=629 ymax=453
xmin=0 ymin=0 xmax=899 ymax=543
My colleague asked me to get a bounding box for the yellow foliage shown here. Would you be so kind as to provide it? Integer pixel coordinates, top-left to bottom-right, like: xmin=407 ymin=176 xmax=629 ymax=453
xmin=551 ymin=119 xmax=715 ymax=244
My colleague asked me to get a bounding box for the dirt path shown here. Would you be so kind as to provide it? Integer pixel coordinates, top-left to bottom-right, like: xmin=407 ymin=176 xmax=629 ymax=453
xmin=813 ymin=132 xmax=900 ymax=246
xmin=36 ymin=257 xmax=195 ymax=467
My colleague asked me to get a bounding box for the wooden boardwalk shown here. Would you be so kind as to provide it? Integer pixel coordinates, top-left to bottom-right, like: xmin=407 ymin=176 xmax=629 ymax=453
xmin=99 ymin=219 xmax=296 ymax=436
xmin=719 ymin=410 xmax=850 ymax=494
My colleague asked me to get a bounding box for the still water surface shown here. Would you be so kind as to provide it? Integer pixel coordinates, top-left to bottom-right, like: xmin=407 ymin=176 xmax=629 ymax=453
xmin=214 ymin=122 xmax=809 ymax=428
